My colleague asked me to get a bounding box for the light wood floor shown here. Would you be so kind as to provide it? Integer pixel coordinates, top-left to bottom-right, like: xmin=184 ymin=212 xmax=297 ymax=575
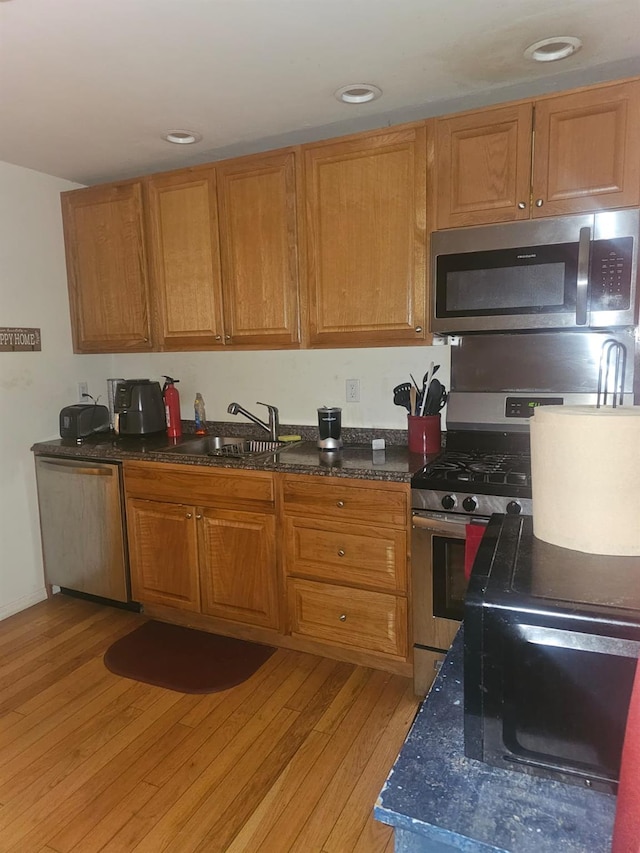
xmin=0 ymin=594 xmax=419 ymax=852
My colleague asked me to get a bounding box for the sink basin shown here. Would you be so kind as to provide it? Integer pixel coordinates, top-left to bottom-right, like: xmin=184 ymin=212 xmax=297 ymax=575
xmin=166 ymin=435 xmax=293 ymax=458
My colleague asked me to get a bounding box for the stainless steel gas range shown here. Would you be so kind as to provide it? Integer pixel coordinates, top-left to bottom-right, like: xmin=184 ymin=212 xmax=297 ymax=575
xmin=411 ymin=329 xmax=636 ymax=695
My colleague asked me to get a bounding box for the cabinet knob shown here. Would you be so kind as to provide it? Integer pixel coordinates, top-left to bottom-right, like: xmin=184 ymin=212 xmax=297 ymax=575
xmin=337 ymin=549 xmax=345 ymax=557
xmin=195 ymin=514 xmax=202 ymax=520
xmin=225 ymin=335 xmax=231 ymax=341
xmin=339 ymin=614 xmax=347 ymax=622
xmin=415 ymin=326 xmax=423 ymax=333
xmin=215 ymin=335 xmax=222 ymax=341
xmin=185 ymin=512 xmax=192 ymax=519
xmin=518 ymin=202 xmax=527 ymax=210
xmin=336 ymin=500 xmax=344 ymax=508
xmin=535 ymin=198 xmax=544 ymax=207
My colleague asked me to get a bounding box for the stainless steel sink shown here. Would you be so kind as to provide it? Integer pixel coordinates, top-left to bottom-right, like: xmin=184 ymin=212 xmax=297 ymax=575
xmin=166 ymin=435 xmax=295 ymax=458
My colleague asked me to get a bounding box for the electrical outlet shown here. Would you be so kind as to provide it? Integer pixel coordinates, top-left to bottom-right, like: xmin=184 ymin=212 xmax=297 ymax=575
xmin=345 ymin=378 xmax=360 ymax=403
xmin=78 ymin=381 xmax=88 ymax=402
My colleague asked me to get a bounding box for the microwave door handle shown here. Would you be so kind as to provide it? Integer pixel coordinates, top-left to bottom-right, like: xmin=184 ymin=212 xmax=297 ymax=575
xmin=576 ymin=226 xmax=591 ymax=326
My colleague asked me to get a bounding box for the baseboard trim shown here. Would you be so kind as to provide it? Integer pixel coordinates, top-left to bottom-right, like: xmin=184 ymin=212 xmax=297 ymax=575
xmin=0 ymin=588 xmax=48 ymax=621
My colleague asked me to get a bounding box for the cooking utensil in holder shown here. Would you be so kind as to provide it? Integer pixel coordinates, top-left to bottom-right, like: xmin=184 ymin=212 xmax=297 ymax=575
xmin=597 ymin=339 xmax=627 ymax=408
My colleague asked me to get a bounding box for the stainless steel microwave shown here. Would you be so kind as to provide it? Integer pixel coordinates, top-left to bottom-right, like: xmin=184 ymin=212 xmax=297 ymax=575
xmin=432 ymin=209 xmax=640 ymax=333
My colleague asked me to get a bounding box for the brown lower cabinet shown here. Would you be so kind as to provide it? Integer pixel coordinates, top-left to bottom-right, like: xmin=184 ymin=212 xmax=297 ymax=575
xmin=288 ymin=578 xmax=407 ymax=659
xmin=280 ymin=473 xmax=411 ymax=671
xmin=123 ymin=461 xmax=412 ymax=675
xmin=127 ymin=497 xmax=201 ymax=612
xmin=127 ymin=498 xmax=278 ymax=628
xmin=198 ymin=507 xmax=278 ymax=628
xmin=124 ymin=462 xmax=280 ymax=631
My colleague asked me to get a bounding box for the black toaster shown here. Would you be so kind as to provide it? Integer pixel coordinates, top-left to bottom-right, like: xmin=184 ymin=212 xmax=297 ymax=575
xmin=59 ymin=403 xmax=110 ymax=440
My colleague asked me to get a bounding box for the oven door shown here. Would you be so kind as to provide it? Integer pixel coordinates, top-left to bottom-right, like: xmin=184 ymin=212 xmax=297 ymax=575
xmin=412 ymin=511 xmax=487 ymax=695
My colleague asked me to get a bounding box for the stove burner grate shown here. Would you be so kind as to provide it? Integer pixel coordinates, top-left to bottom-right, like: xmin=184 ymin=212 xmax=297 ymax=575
xmin=411 ymin=447 xmax=532 ymax=498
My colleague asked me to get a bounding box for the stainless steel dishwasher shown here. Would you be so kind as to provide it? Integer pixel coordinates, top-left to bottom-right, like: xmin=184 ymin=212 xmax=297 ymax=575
xmin=34 ymin=456 xmax=131 ymax=603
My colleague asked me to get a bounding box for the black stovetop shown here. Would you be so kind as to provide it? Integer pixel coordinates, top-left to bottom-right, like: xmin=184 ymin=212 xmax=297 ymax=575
xmin=411 ymin=430 xmax=532 ymax=500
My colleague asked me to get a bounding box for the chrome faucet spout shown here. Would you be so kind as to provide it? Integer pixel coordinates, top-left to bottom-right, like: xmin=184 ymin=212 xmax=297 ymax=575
xmin=227 ymin=401 xmax=280 ymax=441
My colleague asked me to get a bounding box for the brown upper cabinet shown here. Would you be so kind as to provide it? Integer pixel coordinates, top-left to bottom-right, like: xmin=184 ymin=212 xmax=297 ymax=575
xmin=146 ymin=167 xmax=225 ymax=349
xmin=62 ymin=77 xmax=640 ymax=352
xmin=61 ymin=182 xmax=153 ymax=352
xmin=303 ymin=124 xmax=427 ymax=347
xmin=435 ymin=79 xmax=640 ymax=229
xmin=146 ymin=151 xmax=300 ymax=350
xmin=216 ymin=151 xmax=301 ymax=347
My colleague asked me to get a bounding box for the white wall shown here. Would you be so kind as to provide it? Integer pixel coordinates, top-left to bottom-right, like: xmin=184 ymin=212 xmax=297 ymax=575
xmin=0 ymin=161 xmax=108 ymax=617
xmin=106 ymin=346 xmax=450 ymax=432
xmin=0 ymin=157 xmax=450 ymax=619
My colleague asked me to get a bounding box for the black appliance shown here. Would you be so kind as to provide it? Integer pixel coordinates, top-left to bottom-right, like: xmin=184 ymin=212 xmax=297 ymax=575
xmin=317 ymin=406 xmax=343 ymax=450
xmin=431 ymin=209 xmax=639 ymax=334
xmin=59 ymin=403 xmax=109 ymax=440
xmin=464 ymin=513 xmax=640 ymax=793
xmin=113 ymin=379 xmax=166 ymax=436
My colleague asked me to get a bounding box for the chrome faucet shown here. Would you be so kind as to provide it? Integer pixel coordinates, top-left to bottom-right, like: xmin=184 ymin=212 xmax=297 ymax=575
xmin=227 ymin=401 xmax=280 ymax=441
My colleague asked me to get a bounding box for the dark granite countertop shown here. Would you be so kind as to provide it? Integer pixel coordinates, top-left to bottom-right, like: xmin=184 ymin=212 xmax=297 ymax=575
xmin=375 ymin=628 xmax=616 ymax=852
xmin=31 ymin=421 xmax=435 ymax=483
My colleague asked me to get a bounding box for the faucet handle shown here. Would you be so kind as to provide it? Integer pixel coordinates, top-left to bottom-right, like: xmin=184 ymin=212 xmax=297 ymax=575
xmin=256 ymin=401 xmax=278 ymax=415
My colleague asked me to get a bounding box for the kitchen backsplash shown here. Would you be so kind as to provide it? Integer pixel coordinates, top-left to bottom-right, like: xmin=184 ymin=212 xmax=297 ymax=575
xmin=98 ymin=343 xmax=451 ymax=431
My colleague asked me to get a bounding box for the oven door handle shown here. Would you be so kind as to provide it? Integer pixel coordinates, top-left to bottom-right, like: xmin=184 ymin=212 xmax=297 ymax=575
xmin=412 ymin=512 xmax=479 ymax=533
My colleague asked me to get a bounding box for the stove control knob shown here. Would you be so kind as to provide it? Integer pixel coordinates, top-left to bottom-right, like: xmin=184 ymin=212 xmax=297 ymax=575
xmin=506 ymin=501 xmax=522 ymax=515
xmin=463 ymin=496 xmax=478 ymax=512
xmin=441 ymin=494 xmax=456 ymax=510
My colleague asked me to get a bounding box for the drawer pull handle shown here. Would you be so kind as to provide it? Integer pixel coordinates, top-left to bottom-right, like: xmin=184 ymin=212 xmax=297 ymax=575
xmin=339 ymin=614 xmax=347 ymax=622
xmin=336 ymin=500 xmax=345 ymax=508
xmin=337 ymin=549 xmax=345 ymax=557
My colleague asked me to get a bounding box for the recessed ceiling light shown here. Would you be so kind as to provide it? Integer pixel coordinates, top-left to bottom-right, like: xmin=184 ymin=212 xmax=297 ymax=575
xmin=524 ymin=36 xmax=583 ymax=63
xmin=163 ymin=130 xmax=202 ymax=145
xmin=334 ymin=84 xmax=382 ymax=104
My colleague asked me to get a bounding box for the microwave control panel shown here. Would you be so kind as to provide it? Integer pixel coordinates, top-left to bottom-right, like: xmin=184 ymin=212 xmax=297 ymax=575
xmin=505 ymin=397 xmax=564 ymax=418
xmin=590 ymin=237 xmax=632 ymax=310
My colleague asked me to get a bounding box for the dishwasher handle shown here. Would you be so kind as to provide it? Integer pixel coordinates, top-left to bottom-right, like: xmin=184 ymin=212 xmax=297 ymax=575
xmin=38 ymin=459 xmax=114 ymax=477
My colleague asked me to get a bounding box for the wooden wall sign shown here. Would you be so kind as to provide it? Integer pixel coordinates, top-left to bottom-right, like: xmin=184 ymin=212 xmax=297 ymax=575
xmin=0 ymin=327 xmax=42 ymax=351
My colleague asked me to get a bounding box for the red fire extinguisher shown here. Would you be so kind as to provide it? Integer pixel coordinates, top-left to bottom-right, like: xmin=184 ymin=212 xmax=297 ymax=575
xmin=162 ymin=376 xmax=182 ymax=439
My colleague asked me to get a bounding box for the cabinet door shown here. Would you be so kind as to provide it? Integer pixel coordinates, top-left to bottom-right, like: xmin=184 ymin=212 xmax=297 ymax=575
xmin=61 ymin=182 xmax=153 ymax=352
xmin=127 ymin=498 xmax=201 ymax=611
xmin=288 ymin=578 xmax=407 ymax=659
xmin=283 ymin=516 xmax=407 ymax=593
xmin=304 ymin=125 xmax=427 ymax=346
xmin=435 ymin=103 xmax=533 ymax=228
xmin=217 ymin=151 xmax=300 ymax=347
xmin=146 ymin=168 xmax=225 ymax=349
xmin=533 ymin=80 xmax=640 ymax=217
xmin=198 ymin=508 xmax=278 ymax=629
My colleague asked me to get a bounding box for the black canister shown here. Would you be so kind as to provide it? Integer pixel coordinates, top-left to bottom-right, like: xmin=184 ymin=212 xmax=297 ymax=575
xmin=317 ymin=406 xmax=343 ymax=450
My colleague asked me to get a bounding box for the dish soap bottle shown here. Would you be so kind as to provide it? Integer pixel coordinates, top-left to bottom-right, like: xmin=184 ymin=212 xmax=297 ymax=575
xmin=194 ymin=393 xmax=207 ymax=435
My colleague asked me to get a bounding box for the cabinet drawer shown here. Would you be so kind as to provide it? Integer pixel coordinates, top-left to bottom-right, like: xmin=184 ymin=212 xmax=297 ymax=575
xmin=281 ymin=475 xmax=408 ymax=527
xmin=283 ymin=517 xmax=407 ymax=592
xmin=288 ymin=578 xmax=407 ymax=659
xmin=123 ymin=461 xmax=275 ymax=509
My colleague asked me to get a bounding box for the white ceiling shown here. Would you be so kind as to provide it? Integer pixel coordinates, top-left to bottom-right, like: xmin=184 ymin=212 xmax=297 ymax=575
xmin=1 ymin=0 xmax=639 ymax=186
